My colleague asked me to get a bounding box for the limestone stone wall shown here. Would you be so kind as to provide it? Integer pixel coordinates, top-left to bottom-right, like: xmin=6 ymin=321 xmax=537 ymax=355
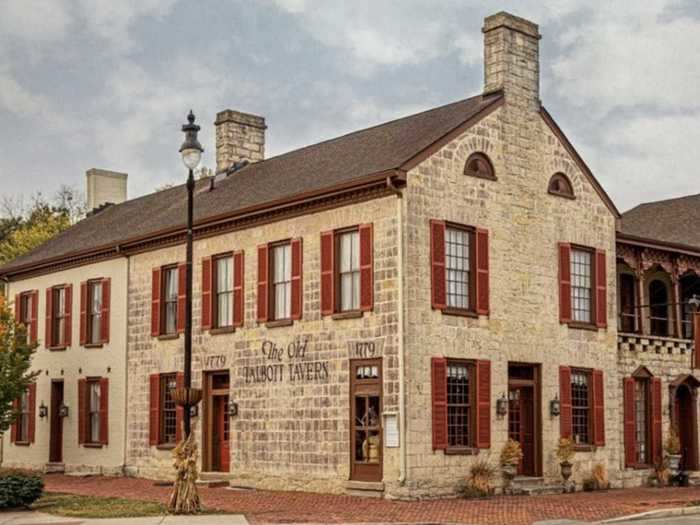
xmin=397 ymin=101 xmax=619 ymax=497
xmin=124 ymin=195 xmax=401 ymax=493
xmin=2 ymin=259 xmax=129 ymax=475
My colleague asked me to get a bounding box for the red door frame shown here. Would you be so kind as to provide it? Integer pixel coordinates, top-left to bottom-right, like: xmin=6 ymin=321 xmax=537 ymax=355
xmin=507 ymin=363 xmax=542 ymax=477
xmin=203 ymin=370 xmax=231 ymax=473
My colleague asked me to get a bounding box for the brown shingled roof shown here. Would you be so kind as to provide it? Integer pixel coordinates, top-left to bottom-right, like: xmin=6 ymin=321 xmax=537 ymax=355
xmin=619 ymin=193 xmax=700 ymax=251
xmin=0 ymin=92 xmax=503 ymax=276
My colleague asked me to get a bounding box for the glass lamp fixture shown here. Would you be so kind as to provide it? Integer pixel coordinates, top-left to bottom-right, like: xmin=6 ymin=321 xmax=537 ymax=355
xmin=179 ymin=110 xmax=204 ymax=171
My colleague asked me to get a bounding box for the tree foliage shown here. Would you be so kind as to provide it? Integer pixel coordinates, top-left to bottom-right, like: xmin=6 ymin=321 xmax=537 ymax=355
xmin=0 ymin=296 xmax=39 ymax=434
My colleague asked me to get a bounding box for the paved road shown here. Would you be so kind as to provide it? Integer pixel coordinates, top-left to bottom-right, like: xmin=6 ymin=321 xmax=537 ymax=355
xmin=0 ymin=511 xmax=249 ymax=525
xmin=611 ymin=518 xmax=700 ymax=524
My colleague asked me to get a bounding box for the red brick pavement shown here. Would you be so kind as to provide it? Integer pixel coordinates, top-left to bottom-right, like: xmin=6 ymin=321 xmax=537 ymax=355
xmin=43 ymin=474 xmax=700 ymax=524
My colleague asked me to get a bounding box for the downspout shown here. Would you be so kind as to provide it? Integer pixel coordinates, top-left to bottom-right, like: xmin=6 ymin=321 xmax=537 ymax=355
xmin=120 ymin=246 xmax=130 ymax=476
xmin=388 ymin=175 xmax=407 ymax=485
xmin=0 ymin=275 xmax=9 ymax=466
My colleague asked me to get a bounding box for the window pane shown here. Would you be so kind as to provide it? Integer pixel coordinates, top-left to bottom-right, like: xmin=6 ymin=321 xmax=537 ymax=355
xmin=90 ymin=282 xmax=103 ymax=344
xmin=339 ymin=231 xmax=360 ymax=311
xmin=164 ymin=268 xmax=178 ymax=334
xmin=447 ymin=363 xmax=470 ymax=447
xmin=217 ymin=257 xmax=232 ymax=293
xmin=635 ymin=380 xmax=649 ymax=464
xmin=89 ymin=382 xmax=101 ymax=443
xmin=571 ymin=371 xmax=590 ymax=444
xmin=446 ymin=228 xmax=470 ymax=309
xmin=162 ymin=375 xmax=177 ymax=443
xmin=272 ymin=245 xmax=291 ymax=319
xmin=571 ymin=250 xmax=592 ymax=323
xmin=165 ymin=269 xmax=178 ymax=301
xmin=216 ymin=257 xmax=233 ymax=327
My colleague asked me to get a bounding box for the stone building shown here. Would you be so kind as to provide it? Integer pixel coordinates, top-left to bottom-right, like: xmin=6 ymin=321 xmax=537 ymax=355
xmin=3 ymin=11 xmax=694 ymax=498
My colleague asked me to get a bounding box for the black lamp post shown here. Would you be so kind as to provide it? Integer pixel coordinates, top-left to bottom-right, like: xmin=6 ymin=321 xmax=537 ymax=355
xmin=178 ymin=111 xmax=204 ymax=438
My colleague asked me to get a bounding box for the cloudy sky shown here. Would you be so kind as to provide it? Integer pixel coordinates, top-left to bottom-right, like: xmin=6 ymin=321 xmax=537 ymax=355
xmin=1 ymin=0 xmax=698 ymax=213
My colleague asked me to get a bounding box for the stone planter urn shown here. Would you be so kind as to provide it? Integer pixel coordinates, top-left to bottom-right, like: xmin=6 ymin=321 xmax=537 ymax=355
xmin=501 ymin=464 xmax=518 ymax=495
xmin=667 ymin=454 xmax=682 ymax=475
xmin=560 ymin=460 xmax=574 ymax=492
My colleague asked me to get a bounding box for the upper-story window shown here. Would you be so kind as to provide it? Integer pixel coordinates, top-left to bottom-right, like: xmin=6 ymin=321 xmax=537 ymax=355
xmin=52 ymin=287 xmax=67 ymax=346
xmin=16 ymin=291 xmax=38 ymax=344
xmin=215 ymin=255 xmax=233 ymax=328
xmin=271 ymin=243 xmax=292 ymax=320
xmin=571 ymin=248 xmax=593 ymax=324
xmin=162 ymin=266 xmax=179 ymax=335
xmin=338 ymin=229 xmax=361 ymax=312
xmin=548 ymin=173 xmax=575 ymax=199
xmin=88 ymin=281 xmax=103 ymax=344
xmin=445 ymin=226 xmax=473 ymax=310
xmin=559 ymin=243 xmax=607 ymax=329
xmin=46 ymin=285 xmax=72 ymax=349
xmin=202 ymin=252 xmax=244 ymax=331
xmin=649 ymin=279 xmax=669 ymax=337
xmin=463 ymin=152 xmax=496 ymax=180
xmin=80 ymin=278 xmax=110 ymax=346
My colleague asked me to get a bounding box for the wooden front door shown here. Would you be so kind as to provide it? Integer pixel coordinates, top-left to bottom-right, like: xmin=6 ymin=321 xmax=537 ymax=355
xmin=204 ymin=371 xmax=231 ymax=473
xmin=350 ymin=359 xmax=383 ymax=482
xmin=49 ymin=380 xmax=64 ymax=463
xmin=674 ymin=385 xmax=699 ymax=470
xmin=508 ymin=364 xmax=541 ymax=477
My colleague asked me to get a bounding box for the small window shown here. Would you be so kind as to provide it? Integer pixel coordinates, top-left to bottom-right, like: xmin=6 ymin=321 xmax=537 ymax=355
xmin=88 ymin=281 xmax=103 ymax=344
xmin=18 ymin=293 xmax=33 ymax=344
xmin=16 ymin=390 xmax=30 ymax=443
xmin=87 ymin=380 xmax=101 ymax=444
xmin=215 ymin=256 xmax=233 ymax=328
xmin=445 ymin=225 xmax=475 ymax=311
xmin=548 ymin=173 xmax=575 ymax=199
xmin=162 ymin=267 xmax=178 ymax=335
xmin=271 ymin=243 xmax=292 ymax=320
xmin=571 ymin=370 xmax=591 ymax=445
xmin=464 ymin=152 xmax=496 ymax=180
xmin=634 ymin=378 xmax=650 ymax=464
xmin=160 ymin=374 xmax=177 ymax=444
xmin=447 ymin=361 xmax=474 ymax=447
xmin=338 ymin=229 xmax=360 ymax=312
xmin=571 ymin=248 xmax=593 ymax=324
xmin=52 ymin=287 xmax=67 ymax=347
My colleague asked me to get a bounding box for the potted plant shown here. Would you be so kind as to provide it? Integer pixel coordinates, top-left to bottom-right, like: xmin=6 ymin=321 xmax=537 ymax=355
xmin=556 ymin=438 xmax=575 ymax=485
xmin=665 ymin=426 xmax=682 ymax=474
xmin=500 ymin=439 xmax=523 ymax=490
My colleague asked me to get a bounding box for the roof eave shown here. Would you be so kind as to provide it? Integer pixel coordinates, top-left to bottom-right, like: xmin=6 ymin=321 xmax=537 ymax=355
xmin=616 ymin=231 xmax=700 ymax=257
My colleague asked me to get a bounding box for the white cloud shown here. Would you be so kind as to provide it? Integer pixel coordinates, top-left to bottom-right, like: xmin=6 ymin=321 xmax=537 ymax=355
xmin=0 ymin=0 xmax=72 ymax=44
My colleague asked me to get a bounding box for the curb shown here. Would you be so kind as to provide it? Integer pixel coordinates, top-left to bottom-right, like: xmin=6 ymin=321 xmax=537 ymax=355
xmin=598 ymin=505 xmax=700 ymax=523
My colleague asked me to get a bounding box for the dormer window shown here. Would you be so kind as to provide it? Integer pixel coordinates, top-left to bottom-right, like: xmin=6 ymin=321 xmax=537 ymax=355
xmin=463 ymin=153 xmax=496 ymax=180
xmin=548 ymin=173 xmax=575 ymax=199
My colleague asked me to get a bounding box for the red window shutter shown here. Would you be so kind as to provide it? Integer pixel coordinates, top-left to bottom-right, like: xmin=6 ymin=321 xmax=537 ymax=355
xmin=651 ymin=377 xmax=662 ymax=465
xmin=694 ymin=312 xmax=700 ymax=368
xmin=149 ymin=374 xmax=160 ymax=446
xmin=431 ymin=357 xmax=448 ymax=450
xmin=28 ymin=382 xmax=36 ymax=444
xmin=45 ymin=288 xmax=53 ymax=348
xmin=233 ymin=250 xmax=245 ymax=327
xmin=80 ymin=282 xmax=88 ymax=346
xmin=476 ymin=360 xmax=491 ymax=449
xmin=78 ymin=378 xmax=87 ymax=445
xmin=257 ymin=245 xmax=269 ymax=322
xmin=151 ymin=268 xmax=161 ymax=337
xmin=559 ymin=366 xmax=572 ymax=438
xmin=101 ymin=278 xmax=110 ymax=343
xmin=558 ymin=243 xmax=572 ymax=323
xmin=595 ymin=250 xmax=607 ymax=328
xmin=623 ymin=377 xmax=636 ymax=467
xmin=175 ymin=372 xmax=184 ymax=443
xmin=320 ymin=231 xmax=335 ymax=316
xmin=64 ymin=285 xmax=72 ymax=346
xmin=30 ymin=291 xmax=38 ymax=344
xmin=592 ymin=369 xmax=605 ymax=446
xmin=10 ymin=398 xmax=19 ymax=443
xmin=475 ymin=228 xmax=490 ymax=315
xmin=430 ymin=220 xmax=446 ymax=310
xmin=14 ymin=294 xmax=20 ymax=323
xmin=201 ymin=257 xmax=212 ymax=330
xmin=359 ymin=224 xmax=374 ymax=312
xmin=100 ymin=377 xmax=109 ymax=445
xmin=177 ymin=263 xmax=187 ymax=333
xmin=291 ymin=239 xmax=303 ymax=320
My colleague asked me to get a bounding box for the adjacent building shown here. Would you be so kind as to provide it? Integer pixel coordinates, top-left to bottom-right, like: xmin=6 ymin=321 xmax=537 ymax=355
xmin=2 ymin=11 xmax=699 ymax=498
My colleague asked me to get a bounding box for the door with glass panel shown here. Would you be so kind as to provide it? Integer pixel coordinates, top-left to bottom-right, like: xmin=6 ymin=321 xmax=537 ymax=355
xmin=350 ymin=359 xmax=382 ymax=482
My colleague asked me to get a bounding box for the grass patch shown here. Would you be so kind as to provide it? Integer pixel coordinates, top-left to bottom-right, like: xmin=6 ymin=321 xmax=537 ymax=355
xmin=32 ymin=493 xmax=167 ymax=518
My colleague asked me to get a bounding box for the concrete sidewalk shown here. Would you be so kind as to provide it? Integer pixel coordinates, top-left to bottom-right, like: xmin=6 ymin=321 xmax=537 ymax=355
xmin=0 ymin=511 xmax=249 ymax=525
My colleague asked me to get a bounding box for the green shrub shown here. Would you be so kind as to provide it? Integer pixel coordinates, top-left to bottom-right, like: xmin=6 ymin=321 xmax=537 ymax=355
xmin=0 ymin=470 xmax=44 ymax=508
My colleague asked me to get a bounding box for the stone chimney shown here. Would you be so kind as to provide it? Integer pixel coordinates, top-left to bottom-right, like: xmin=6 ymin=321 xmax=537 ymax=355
xmin=214 ymin=109 xmax=266 ymax=173
xmin=86 ymin=169 xmax=127 ymax=212
xmin=483 ymin=12 xmax=541 ymax=110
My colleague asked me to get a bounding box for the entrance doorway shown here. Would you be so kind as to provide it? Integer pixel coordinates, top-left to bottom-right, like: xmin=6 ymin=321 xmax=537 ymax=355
xmin=508 ymin=363 xmax=541 ymax=477
xmin=350 ymin=359 xmax=383 ymax=482
xmin=49 ymin=380 xmax=64 ymax=463
xmin=674 ymin=383 xmax=699 ymax=470
xmin=203 ymin=371 xmax=230 ymax=473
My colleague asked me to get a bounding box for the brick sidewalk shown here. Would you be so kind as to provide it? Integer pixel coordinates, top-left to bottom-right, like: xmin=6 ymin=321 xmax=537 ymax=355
xmin=43 ymin=474 xmax=700 ymax=525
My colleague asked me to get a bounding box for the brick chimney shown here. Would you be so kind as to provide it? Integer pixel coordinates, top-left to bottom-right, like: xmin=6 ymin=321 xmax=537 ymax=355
xmin=483 ymin=12 xmax=541 ymax=110
xmin=214 ymin=109 xmax=266 ymax=173
xmin=86 ymin=168 xmax=127 ymax=212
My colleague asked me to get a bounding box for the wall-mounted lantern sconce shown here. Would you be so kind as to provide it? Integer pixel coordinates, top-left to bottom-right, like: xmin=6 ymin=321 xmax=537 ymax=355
xmin=39 ymin=402 xmax=48 ymax=419
xmin=190 ymin=405 xmax=199 ymax=418
xmin=496 ymin=393 xmax=508 ymax=416
xmin=550 ymin=395 xmax=561 ymax=417
xmin=59 ymin=404 xmax=69 ymax=418
xmin=228 ymin=402 xmax=239 ymax=418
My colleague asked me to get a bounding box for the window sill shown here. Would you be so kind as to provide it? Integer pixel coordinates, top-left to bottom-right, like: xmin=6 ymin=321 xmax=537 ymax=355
xmin=157 ymin=334 xmax=179 ymax=341
xmin=442 ymin=307 xmax=478 ymax=318
xmin=210 ymin=326 xmax=235 ymax=335
xmin=573 ymin=444 xmax=596 ymax=452
xmin=84 ymin=343 xmax=104 ymax=349
xmin=156 ymin=444 xmax=176 ymax=451
xmin=567 ymin=322 xmax=599 ymax=332
xmin=48 ymin=346 xmax=67 ymax=351
xmin=464 ymin=170 xmax=497 ymax=181
xmin=13 ymin=441 xmax=30 ymax=447
xmin=332 ymin=311 xmax=363 ymax=320
xmin=266 ymin=319 xmax=294 ymax=328
xmin=444 ymin=446 xmax=479 ymax=456
xmin=83 ymin=443 xmax=104 ymax=449
xmin=548 ymin=189 xmax=576 ymax=200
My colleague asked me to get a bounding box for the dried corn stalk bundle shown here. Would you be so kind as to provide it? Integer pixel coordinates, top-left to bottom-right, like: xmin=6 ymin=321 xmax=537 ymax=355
xmin=168 ymin=431 xmax=201 ymax=514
